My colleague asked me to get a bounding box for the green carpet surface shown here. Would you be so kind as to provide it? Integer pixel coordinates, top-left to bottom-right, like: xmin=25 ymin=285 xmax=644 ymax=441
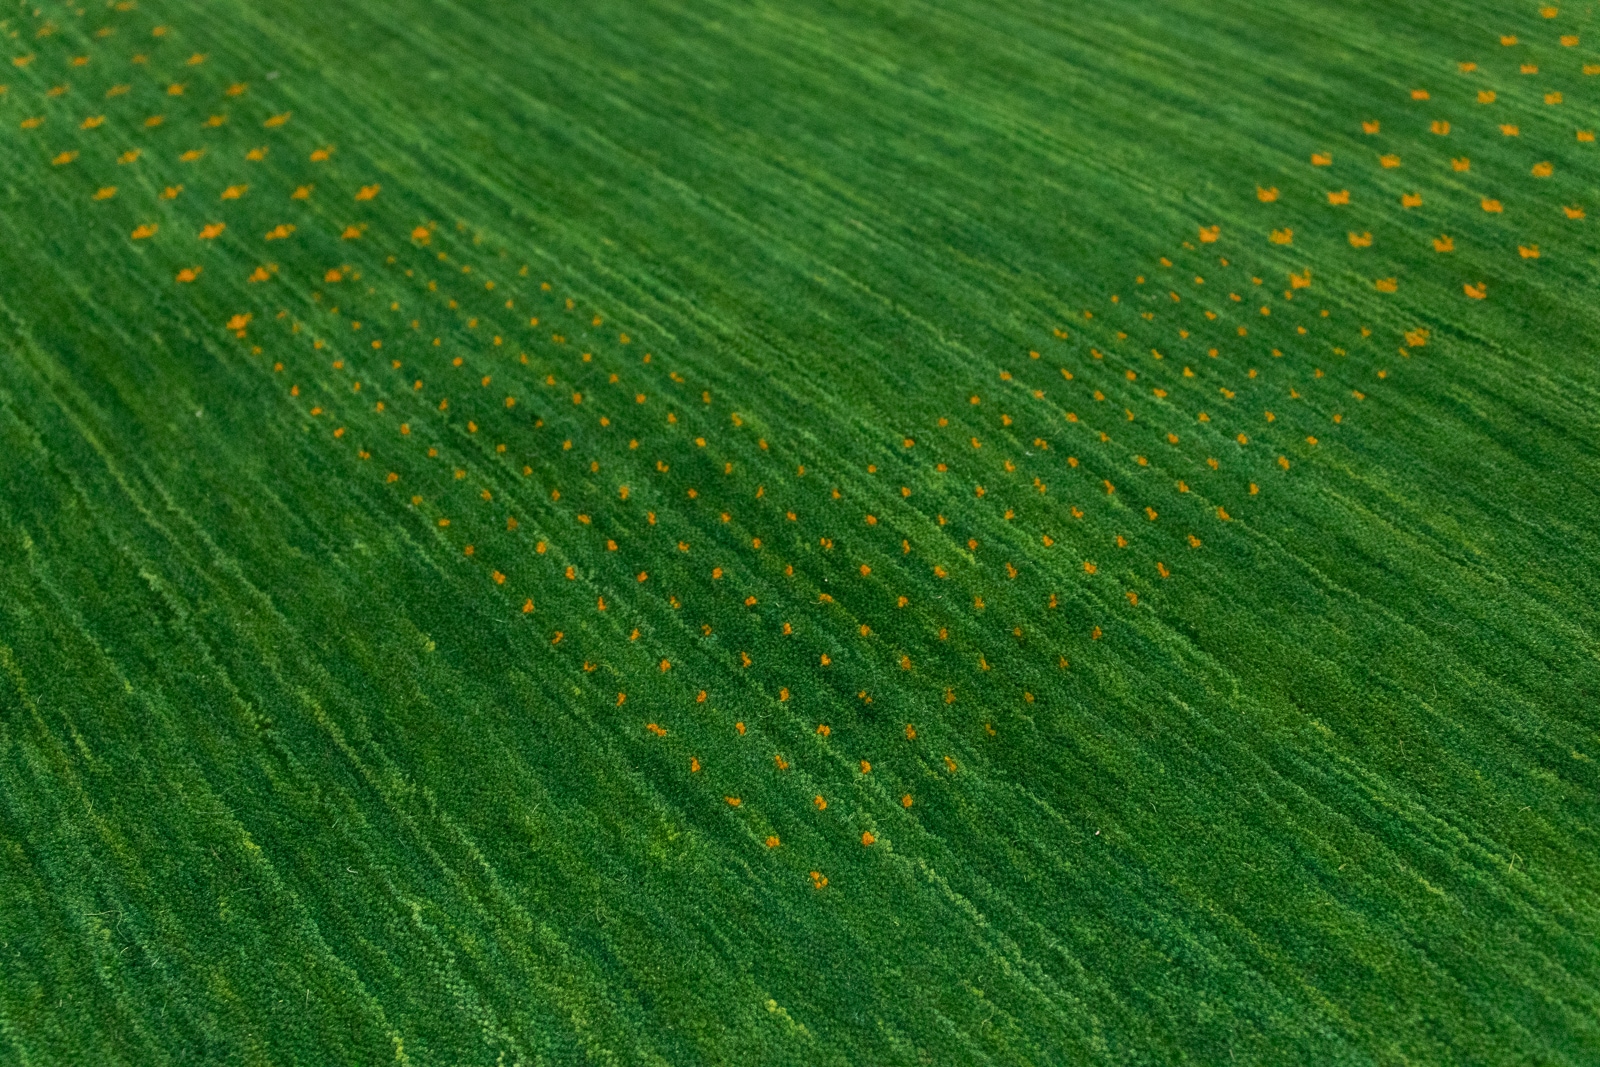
xmin=2 ymin=0 xmax=1599 ymax=1062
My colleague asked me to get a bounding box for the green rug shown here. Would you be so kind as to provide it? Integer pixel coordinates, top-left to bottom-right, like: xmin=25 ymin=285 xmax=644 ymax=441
xmin=2 ymin=0 xmax=1598 ymax=1062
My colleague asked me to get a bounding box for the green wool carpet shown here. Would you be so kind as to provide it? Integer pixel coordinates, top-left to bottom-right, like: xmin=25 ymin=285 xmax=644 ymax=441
xmin=2 ymin=0 xmax=1598 ymax=1062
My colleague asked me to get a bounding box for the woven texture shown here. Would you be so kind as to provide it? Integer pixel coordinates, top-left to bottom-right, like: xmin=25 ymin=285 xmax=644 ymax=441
xmin=2 ymin=0 xmax=1598 ymax=1062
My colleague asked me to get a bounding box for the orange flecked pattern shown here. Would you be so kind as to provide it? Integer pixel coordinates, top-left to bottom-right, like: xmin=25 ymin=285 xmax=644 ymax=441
xmin=0 ymin=0 xmax=1598 ymax=1063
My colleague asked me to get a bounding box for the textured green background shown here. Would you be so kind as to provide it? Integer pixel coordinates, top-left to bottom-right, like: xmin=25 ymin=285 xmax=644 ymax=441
xmin=2 ymin=0 xmax=1598 ymax=1063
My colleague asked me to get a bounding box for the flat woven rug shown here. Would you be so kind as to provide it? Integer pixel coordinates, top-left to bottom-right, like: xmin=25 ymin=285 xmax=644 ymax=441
xmin=1 ymin=0 xmax=1597 ymax=1063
